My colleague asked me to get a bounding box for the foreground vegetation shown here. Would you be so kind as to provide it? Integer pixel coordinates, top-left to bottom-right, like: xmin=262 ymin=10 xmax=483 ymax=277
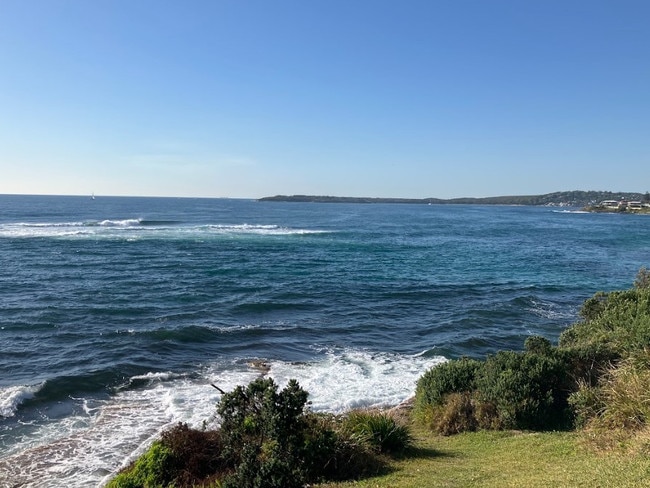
xmin=108 ymin=378 xmax=411 ymax=488
xmin=108 ymin=269 xmax=650 ymax=487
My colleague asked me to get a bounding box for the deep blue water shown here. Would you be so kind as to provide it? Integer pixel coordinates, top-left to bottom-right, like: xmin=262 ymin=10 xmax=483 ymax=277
xmin=1 ymin=195 xmax=649 ymax=486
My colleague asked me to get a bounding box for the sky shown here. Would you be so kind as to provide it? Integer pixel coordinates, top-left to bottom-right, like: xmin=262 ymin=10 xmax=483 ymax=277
xmin=0 ymin=0 xmax=648 ymax=199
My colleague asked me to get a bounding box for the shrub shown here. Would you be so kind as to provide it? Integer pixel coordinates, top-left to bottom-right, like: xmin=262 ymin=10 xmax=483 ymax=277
xmin=415 ymin=349 xmax=573 ymax=432
xmin=217 ymin=377 xmax=310 ymax=488
xmin=217 ymin=377 xmax=388 ymax=487
xmin=414 ymin=270 xmax=650 ymax=438
xmin=524 ymin=335 xmax=553 ymax=355
xmin=573 ymin=350 xmax=650 ymax=451
xmin=415 ymin=357 xmax=481 ymax=412
xmin=634 ymin=266 xmax=650 ymax=290
xmin=578 ymin=291 xmax=609 ymax=322
xmin=475 ymin=350 xmax=571 ymax=430
xmin=107 ymin=441 xmax=175 ymax=488
xmin=568 ymin=381 xmax=604 ymax=429
xmin=559 ymin=288 xmax=650 ymax=355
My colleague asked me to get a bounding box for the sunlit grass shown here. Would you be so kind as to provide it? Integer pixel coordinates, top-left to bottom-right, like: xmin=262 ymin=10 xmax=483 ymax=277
xmin=319 ymin=428 xmax=650 ymax=488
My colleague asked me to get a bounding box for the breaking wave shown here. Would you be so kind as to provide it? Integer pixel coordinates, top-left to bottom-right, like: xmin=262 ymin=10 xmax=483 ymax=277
xmin=0 ymin=384 xmax=43 ymax=418
xmin=0 ymin=221 xmax=327 ymax=239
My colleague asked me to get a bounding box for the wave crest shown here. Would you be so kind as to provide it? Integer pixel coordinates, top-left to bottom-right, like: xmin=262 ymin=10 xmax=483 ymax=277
xmin=0 ymin=221 xmax=327 ymax=238
xmin=0 ymin=384 xmax=43 ymax=418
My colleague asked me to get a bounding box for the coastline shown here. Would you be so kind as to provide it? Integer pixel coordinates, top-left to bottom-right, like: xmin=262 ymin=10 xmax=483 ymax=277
xmin=259 ymin=190 xmax=649 ymax=208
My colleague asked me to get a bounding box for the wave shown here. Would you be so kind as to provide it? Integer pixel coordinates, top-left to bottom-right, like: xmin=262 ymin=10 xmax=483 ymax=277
xmin=123 ymin=371 xmax=188 ymax=391
xmin=0 ymin=384 xmax=43 ymax=418
xmin=96 ymin=218 xmax=142 ymax=227
xmin=4 ymin=367 xmax=178 ymax=412
xmin=0 ymin=221 xmax=327 ymax=239
xmin=552 ymin=210 xmax=590 ymax=214
xmin=200 ymin=224 xmax=328 ymax=236
xmin=505 ymin=295 xmax=577 ymax=321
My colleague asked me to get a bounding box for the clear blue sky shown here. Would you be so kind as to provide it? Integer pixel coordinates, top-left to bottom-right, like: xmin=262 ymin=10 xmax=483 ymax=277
xmin=1 ymin=1 xmax=648 ymax=198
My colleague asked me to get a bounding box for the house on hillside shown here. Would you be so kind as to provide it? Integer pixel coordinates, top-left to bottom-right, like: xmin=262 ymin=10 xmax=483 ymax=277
xmin=600 ymin=200 xmax=619 ymax=209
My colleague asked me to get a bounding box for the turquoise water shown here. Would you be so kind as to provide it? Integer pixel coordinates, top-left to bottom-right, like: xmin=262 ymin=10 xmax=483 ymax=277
xmin=1 ymin=195 xmax=649 ymax=486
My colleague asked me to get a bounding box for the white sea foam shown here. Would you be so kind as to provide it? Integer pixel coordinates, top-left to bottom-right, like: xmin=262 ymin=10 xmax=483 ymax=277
xmin=0 ymin=349 xmax=445 ymax=487
xmin=127 ymin=371 xmax=180 ymax=383
xmin=267 ymin=348 xmax=446 ymax=412
xmin=0 ymin=221 xmax=326 ymax=239
xmin=0 ymin=384 xmax=41 ymax=418
xmin=527 ymin=298 xmax=576 ymax=320
xmin=97 ymin=218 xmax=142 ymax=226
xmin=0 ymin=222 xmax=89 ymax=238
xmin=202 ymin=224 xmax=327 ymax=236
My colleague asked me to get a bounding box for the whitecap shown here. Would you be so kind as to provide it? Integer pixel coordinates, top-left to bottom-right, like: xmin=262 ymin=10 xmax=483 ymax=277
xmin=201 ymin=224 xmax=327 ymax=236
xmin=0 ymin=384 xmax=42 ymax=418
xmin=97 ymin=219 xmax=142 ymax=227
xmin=551 ymin=210 xmax=590 ymax=214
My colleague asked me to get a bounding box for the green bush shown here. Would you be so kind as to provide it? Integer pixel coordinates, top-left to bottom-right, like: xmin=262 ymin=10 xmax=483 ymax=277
xmin=217 ymin=377 xmax=387 ymax=487
xmin=578 ymin=291 xmax=609 ymax=322
xmin=524 ymin=336 xmax=553 ymax=355
xmin=556 ymin=275 xmax=650 ymax=438
xmin=474 ymin=350 xmax=571 ymax=430
xmin=577 ymin=350 xmax=650 ymax=432
xmin=415 ymin=357 xmax=481 ymax=411
xmin=415 ymin=348 xmax=573 ymax=432
xmin=107 ymin=441 xmax=175 ymax=488
xmin=568 ymin=381 xmax=604 ymax=429
xmin=559 ymin=288 xmax=650 ymax=355
xmin=634 ymin=266 xmax=650 ymax=290
xmin=217 ymin=377 xmax=311 ymax=488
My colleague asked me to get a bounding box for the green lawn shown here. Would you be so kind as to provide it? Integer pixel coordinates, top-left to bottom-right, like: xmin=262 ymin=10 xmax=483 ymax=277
xmin=321 ymin=429 xmax=650 ymax=488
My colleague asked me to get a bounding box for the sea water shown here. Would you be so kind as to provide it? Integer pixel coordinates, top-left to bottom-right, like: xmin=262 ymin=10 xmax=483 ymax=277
xmin=1 ymin=195 xmax=649 ymax=487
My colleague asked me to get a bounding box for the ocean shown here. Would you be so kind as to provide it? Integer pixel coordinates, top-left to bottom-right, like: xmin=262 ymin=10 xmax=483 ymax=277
xmin=1 ymin=195 xmax=649 ymax=487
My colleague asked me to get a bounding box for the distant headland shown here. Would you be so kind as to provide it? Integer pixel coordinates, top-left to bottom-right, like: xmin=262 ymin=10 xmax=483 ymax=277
xmin=259 ymin=190 xmax=650 ymax=208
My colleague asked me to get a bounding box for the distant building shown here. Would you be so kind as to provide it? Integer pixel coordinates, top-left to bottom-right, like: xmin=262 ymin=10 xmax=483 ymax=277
xmin=600 ymin=200 xmax=619 ymax=208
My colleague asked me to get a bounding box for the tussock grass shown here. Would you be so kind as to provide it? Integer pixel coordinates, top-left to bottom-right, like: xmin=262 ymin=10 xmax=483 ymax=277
xmin=575 ymin=349 xmax=650 ymax=453
xmin=344 ymin=411 xmax=413 ymax=454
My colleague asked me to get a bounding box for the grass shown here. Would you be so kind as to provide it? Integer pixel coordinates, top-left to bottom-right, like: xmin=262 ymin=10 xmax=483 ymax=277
xmin=319 ymin=427 xmax=650 ymax=488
